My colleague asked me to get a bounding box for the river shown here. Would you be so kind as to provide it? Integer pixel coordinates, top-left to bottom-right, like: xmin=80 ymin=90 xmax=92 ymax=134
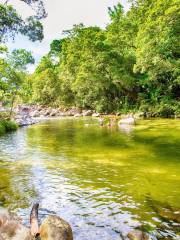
xmin=0 ymin=118 xmax=180 ymax=239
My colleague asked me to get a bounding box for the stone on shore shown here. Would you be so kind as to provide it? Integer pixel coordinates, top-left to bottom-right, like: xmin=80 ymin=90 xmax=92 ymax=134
xmin=40 ymin=215 xmax=73 ymax=240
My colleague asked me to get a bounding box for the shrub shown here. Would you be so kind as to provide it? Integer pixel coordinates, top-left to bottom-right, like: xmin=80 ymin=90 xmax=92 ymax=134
xmin=0 ymin=120 xmax=18 ymax=135
xmin=0 ymin=122 xmax=6 ymax=135
xmin=4 ymin=120 xmax=18 ymax=132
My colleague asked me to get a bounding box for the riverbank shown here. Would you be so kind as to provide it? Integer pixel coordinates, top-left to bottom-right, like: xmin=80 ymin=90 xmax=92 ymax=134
xmin=0 ymin=104 xmax=179 ymax=130
xmin=14 ymin=105 xmax=180 ymax=119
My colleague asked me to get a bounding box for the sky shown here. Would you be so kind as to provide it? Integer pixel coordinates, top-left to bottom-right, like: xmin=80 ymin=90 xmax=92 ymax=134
xmin=1 ymin=0 xmax=130 ymax=72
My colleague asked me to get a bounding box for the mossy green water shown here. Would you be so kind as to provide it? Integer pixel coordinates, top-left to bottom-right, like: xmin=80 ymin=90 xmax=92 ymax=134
xmin=0 ymin=118 xmax=179 ymax=239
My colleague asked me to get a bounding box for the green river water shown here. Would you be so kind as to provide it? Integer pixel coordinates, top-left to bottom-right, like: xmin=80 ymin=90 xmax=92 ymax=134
xmin=0 ymin=118 xmax=180 ymax=239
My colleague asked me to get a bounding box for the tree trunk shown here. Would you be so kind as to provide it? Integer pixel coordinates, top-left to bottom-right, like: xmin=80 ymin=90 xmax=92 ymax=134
xmin=9 ymin=92 xmax=16 ymax=119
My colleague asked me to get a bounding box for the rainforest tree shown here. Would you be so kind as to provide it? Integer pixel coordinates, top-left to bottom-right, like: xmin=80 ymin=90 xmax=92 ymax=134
xmin=29 ymin=0 xmax=180 ymax=115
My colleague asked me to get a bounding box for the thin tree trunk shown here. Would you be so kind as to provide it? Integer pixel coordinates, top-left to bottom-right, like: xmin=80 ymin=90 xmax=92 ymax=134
xmin=9 ymin=92 xmax=16 ymax=119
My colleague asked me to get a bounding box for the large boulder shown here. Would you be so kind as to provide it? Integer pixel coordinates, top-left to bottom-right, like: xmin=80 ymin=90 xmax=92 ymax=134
xmin=40 ymin=215 xmax=73 ymax=240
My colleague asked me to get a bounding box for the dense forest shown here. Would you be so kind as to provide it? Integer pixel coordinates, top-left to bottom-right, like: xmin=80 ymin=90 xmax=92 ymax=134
xmin=0 ymin=0 xmax=180 ymax=117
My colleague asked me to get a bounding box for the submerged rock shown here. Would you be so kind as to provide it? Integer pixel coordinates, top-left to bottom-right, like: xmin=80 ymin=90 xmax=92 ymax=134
xmin=147 ymin=198 xmax=180 ymax=223
xmin=127 ymin=230 xmax=150 ymax=240
xmin=40 ymin=215 xmax=73 ymax=240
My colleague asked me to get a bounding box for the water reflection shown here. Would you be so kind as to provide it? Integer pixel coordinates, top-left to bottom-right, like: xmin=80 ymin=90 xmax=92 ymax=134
xmin=118 ymin=124 xmax=134 ymax=135
xmin=0 ymin=118 xmax=179 ymax=239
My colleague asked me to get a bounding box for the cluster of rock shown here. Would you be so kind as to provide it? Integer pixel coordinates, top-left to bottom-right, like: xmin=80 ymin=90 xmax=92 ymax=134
xmin=13 ymin=106 xmax=38 ymax=127
xmin=0 ymin=205 xmax=151 ymax=240
xmin=12 ymin=104 xmax=154 ymax=127
xmin=0 ymin=206 xmax=73 ymax=240
xmin=15 ymin=105 xmax=101 ymax=119
xmin=11 ymin=105 xmax=102 ymax=127
xmin=12 ymin=105 xmax=146 ymax=127
xmin=14 ymin=115 xmax=39 ymax=127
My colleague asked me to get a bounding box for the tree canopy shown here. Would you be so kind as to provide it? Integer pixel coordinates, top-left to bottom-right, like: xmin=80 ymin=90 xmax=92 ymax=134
xmin=0 ymin=0 xmax=46 ymax=43
xmin=1 ymin=0 xmax=180 ymax=117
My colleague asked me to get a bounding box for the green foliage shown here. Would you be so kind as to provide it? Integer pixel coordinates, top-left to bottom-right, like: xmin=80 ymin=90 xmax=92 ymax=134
xmin=19 ymin=16 xmax=44 ymax=42
xmin=0 ymin=47 xmax=35 ymax=112
xmin=31 ymin=55 xmax=60 ymax=105
xmin=0 ymin=5 xmax=22 ymax=43
xmin=0 ymin=0 xmax=45 ymax=111
xmin=0 ymin=120 xmax=18 ymax=135
xmin=28 ymin=0 xmax=179 ymax=116
xmin=0 ymin=111 xmax=10 ymax=120
xmin=134 ymin=0 xmax=180 ymax=105
xmin=7 ymin=49 xmax=35 ymax=71
xmin=0 ymin=0 xmax=46 ymax=43
xmin=49 ymin=39 xmax=66 ymax=56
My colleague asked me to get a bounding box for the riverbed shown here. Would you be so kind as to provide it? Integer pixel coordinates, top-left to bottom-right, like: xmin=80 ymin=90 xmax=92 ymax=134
xmin=0 ymin=118 xmax=180 ymax=239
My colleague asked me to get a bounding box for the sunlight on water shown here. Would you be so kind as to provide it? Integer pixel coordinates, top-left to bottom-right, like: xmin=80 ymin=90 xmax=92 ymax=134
xmin=0 ymin=118 xmax=180 ymax=239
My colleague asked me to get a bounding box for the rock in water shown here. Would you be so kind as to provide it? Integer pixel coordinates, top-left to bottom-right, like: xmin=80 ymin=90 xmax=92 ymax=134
xmin=40 ymin=215 xmax=73 ymax=240
xmin=127 ymin=230 xmax=150 ymax=240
